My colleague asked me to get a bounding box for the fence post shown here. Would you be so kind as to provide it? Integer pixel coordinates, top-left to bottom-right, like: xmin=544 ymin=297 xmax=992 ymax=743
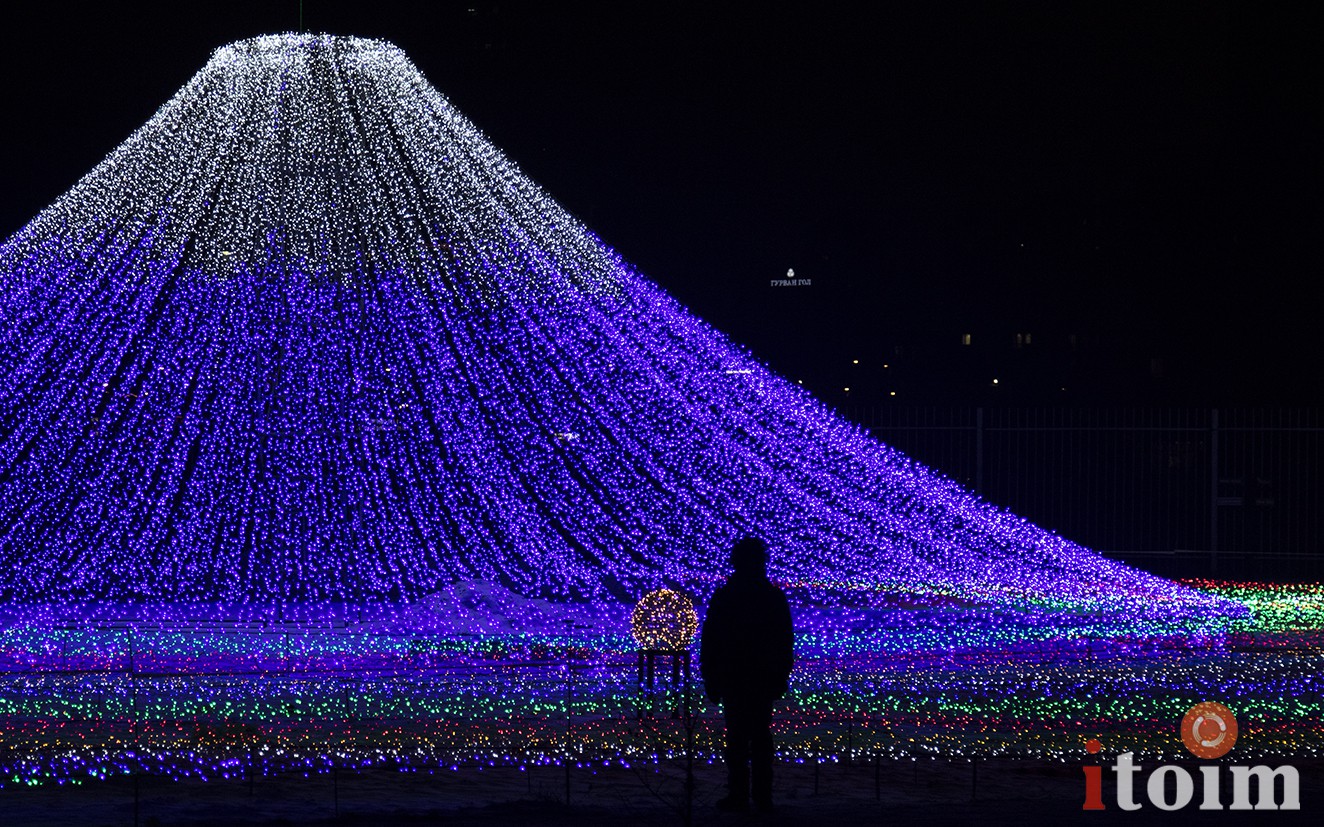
xmin=875 ymin=753 xmax=881 ymax=800
xmin=975 ymin=407 xmax=984 ymax=495
xmin=1210 ymin=408 xmax=1219 ymax=575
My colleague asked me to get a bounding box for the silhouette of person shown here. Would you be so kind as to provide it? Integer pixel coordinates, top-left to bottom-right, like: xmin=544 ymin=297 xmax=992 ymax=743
xmin=699 ymin=536 xmax=794 ymax=813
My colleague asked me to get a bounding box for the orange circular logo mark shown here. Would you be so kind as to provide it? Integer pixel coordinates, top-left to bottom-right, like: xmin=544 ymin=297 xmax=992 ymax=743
xmin=1181 ymin=701 xmax=1237 ymax=759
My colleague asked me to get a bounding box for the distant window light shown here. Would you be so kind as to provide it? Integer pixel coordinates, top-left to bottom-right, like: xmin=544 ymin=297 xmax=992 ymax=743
xmin=1014 ymin=333 xmax=1031 ymax=347
xmin=961 ymin=333 xmax=972 ymax=346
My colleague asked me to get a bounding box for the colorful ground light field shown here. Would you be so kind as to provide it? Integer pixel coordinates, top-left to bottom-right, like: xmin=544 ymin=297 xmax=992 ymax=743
xmin=0 ymin=579 xmax=1319 ymax=790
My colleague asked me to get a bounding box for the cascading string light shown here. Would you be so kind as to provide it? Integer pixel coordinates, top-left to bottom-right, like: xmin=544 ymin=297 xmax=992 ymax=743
xmin=0 ymin=34 xmax=1243 ymax=623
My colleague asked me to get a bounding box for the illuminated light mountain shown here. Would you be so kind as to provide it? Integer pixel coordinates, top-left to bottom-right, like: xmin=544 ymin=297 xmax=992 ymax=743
xmin=0 ymin=34 xmax=1238 ymax=617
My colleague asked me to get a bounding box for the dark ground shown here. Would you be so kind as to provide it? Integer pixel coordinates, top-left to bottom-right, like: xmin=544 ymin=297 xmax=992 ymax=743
xmin=5 ymin=755 xmax=1321 ymax=826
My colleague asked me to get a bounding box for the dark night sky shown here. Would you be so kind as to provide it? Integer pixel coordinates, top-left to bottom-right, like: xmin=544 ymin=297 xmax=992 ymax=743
xmin=0 ymin=2 xmax=1318 ymax=405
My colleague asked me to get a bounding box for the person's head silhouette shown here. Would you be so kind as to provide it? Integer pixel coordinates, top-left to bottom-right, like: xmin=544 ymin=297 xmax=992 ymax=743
xmin=730 ymin=536 xmax=768 ymax=576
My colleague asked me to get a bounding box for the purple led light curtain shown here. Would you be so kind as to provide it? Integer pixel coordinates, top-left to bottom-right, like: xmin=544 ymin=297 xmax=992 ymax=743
xmin=0 ymin=35 xmax=1239 ymax=619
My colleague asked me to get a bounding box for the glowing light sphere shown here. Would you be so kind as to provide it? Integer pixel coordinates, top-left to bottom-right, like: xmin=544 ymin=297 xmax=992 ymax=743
xmin=631 ymin=589 xmax=698 ymax=650
xmin=0 ymin=33 xmax=1246 ymax=622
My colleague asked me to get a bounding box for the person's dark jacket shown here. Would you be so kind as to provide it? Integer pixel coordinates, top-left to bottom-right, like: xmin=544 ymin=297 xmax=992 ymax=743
xmin=700 ymin=571 xmax=794 ymax=704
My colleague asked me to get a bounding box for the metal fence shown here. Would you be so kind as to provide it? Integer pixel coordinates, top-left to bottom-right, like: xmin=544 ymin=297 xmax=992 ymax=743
xmin=844 ymin=407 xmax=1324 ymax=581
